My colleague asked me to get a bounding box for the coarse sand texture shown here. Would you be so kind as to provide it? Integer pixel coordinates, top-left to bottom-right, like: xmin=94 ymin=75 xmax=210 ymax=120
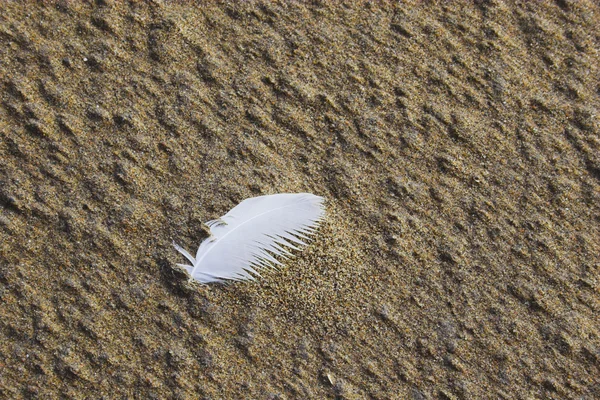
xmin=1 ymin=2 xmax=599 ymax=399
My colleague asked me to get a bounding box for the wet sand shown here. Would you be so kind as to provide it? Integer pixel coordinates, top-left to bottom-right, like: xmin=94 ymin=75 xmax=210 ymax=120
xmin=1 ymin=1 xmax=599 ymax=398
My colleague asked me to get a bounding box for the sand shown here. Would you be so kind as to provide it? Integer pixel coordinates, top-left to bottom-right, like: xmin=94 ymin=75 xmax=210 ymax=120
xmin=1 ymin=1 xmax=599 ymax=398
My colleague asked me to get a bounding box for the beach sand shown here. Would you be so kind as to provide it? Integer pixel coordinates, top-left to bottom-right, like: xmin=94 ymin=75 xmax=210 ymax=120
xmin=1 ymin=1 xmax=599 ymax=398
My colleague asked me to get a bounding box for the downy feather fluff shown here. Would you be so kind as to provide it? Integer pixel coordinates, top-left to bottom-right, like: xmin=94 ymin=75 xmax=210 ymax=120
xmin=174 ymin=193 xmax=325 ymax=283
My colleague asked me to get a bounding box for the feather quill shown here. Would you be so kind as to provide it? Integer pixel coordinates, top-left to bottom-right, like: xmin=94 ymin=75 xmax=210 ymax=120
xmin=174 ymin=193 xmax=325 ymax=283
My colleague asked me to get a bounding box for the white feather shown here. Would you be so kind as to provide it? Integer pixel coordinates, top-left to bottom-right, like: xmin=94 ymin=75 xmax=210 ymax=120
xmin=174 ymin=193 xmax=325 ymax=283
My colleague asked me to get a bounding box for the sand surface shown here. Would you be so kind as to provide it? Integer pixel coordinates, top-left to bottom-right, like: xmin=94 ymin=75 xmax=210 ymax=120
xmin=1 ymin=1 xmax=599 ymax=399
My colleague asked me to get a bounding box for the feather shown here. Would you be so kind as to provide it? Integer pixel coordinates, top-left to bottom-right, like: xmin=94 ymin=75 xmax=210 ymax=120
xmin=174 ymin=193 xmax=326 ymax=283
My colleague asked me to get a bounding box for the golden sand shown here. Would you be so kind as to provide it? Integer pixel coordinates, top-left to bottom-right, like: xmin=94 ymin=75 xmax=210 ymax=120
xmin=1 ymin=1 xmax=599 ymax=398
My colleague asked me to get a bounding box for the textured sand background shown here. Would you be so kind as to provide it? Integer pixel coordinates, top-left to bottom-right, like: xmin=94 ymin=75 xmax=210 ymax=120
xmin=1 ymin=1 xmax=599 ymax=399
